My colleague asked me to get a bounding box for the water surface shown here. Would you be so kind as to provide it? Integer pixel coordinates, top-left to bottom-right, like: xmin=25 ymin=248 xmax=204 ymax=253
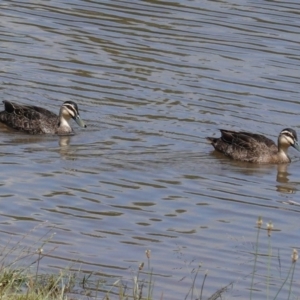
xmin=1 ymin=0 xmax=300 ymax=299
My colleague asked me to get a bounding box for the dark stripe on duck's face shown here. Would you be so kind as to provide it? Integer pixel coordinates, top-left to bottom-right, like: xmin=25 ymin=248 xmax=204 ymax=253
xmin=62 ymin=101 xmax=86 ymax=128
xmin=282 ymin=131 xmax=294 ymax=140
xmin=63 ymin=104 xmax=78 ymax=118
xmin=280 ymin=129 xmax=297 ymax=141
xmin=280 ymin=129 xmax=300 ymax=151
xmin=281 ymin=128 xmax=298 ymax=139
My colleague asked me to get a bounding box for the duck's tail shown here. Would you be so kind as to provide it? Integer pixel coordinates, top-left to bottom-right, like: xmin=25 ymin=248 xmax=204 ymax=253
xmin=206 ymin=137 xmax=217 ymax=144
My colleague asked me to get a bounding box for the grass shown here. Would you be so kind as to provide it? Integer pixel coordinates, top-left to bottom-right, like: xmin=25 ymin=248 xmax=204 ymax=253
xmin=0 ymin=225 xmax=156 ymax=300
xmin=0 ymin=227 xmax=227 ymax=300
xmin=0 ymin=225 xmax=75 ymax=300
xmin=250 ymin=217 xmax=298 ymax=300
xmin=0 ymin=218 xmax=298 ymax=300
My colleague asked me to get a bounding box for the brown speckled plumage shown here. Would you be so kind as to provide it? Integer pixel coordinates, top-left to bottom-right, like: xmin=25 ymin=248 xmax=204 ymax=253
xmin=207 ymin=128 xmax=300 ymax=164
xmin=0 ymin=100 xmax=86 ymax=135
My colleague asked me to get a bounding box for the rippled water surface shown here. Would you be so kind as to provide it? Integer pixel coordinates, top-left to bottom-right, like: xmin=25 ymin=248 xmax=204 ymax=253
xmin=1 ymin=0 xmax=300 ymax=299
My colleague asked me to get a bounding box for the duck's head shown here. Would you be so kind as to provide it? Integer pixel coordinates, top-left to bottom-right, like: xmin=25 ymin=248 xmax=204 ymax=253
xmin=60 ymin=101 xmax=86 ymax=128
xmin=278 ymin=128 xmax=300 ymax=151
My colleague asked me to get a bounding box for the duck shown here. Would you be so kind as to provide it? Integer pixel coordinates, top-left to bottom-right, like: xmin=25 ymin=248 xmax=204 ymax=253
xmin=0 ymin=100 xmax=86 ymax=135
xmin=206 ymin=128 xmax=300 ymax=163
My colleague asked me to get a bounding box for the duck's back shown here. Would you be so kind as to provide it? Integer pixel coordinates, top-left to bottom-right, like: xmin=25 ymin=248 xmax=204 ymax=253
xmin=0 ymin=101 xmax=58 ymax=134
xmin=207 ymin=130 xmax=278 ymax=163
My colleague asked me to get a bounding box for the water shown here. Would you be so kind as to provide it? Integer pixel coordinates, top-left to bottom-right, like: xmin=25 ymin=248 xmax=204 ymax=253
xmin=1 ymin=0 xmax=300 ymax=299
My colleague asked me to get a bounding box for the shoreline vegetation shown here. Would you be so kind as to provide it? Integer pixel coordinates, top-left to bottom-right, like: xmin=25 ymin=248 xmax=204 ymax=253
xmin=0 ymin=218 xmax=298 ymax=299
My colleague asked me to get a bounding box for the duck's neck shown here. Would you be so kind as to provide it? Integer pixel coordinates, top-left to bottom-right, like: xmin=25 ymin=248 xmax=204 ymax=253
xmin=57 ymin=109 xmax=73 ymax=135
xmin=277 ymin=144 xmax=291 ymax=163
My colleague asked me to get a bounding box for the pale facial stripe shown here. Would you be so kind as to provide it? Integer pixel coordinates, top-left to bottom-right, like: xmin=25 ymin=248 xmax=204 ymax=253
xmin=63 ymin=104 xmax=78 ymax=118
xmin=281 ymin=130 xmax=296 ymax=145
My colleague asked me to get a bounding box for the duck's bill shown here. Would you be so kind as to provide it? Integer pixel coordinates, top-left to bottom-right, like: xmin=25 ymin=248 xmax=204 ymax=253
xmin=293 ymin=141 xmax=300 ymax=151
xmin=74 ymin=115 xmax=87 ymax=128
